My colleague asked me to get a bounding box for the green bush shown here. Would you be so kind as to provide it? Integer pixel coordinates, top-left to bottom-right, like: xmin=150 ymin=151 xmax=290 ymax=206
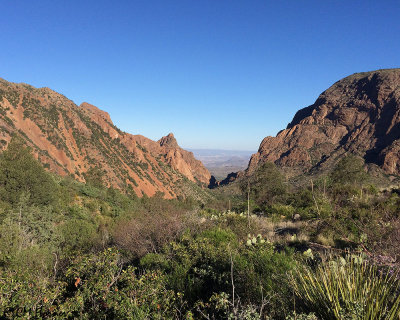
xmin=0 ymin=201 xmax=60 ymax=276
xmin=0 ymin=136 xmax=58 ymax=206
xmin=0 ymin=268 xmax=60 ymax=319
xmin=140 ymin=227 xmax=295 ymax=318
xmin=234 ymin=243 xmax=295 ymax=317
xmin=59 ymin=249 xmax=178 ymax=319
xmin=0 ymin=249 xmax=180 ymax=319
xmin=59 ymin=218 xmax=99 ymax=254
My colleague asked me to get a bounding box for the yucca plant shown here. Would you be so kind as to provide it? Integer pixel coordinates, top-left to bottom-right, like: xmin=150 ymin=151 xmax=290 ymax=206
xmin=291 ymin=254 xmax=400 ymax=319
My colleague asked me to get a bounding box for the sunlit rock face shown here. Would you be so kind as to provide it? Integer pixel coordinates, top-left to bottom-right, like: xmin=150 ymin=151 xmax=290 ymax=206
xmin=247 ymin=69 xmax=400 ymax=176
xmin=0 ymin=78 xmax=211 ymax=198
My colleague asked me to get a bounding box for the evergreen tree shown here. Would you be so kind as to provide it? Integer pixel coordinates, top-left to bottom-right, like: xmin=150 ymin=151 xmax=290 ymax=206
xmin=330 ymin=155 xmax=368 ymax=186
xmin=241 ymin=162 xmax=286 ymax=207
xmin=0 ymin=136 xmax=57 ymax=206
xmin=84 ymin=166 xmax=105 ymax=188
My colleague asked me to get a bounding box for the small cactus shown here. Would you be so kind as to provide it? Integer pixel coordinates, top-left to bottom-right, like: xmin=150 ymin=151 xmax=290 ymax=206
xmin=246 ymin=233 xmax=267 ymax=246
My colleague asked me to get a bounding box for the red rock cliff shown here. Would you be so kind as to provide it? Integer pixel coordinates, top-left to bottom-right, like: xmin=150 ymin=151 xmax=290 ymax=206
xmin=0 ymin=78 xmax=211 ymax=198
xmin=247 ymin=69 xmax=400 ymax=177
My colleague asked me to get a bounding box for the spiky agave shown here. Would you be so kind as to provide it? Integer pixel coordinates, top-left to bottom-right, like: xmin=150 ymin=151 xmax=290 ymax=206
xmin=290 ymin=254 xmax=400 ymax=319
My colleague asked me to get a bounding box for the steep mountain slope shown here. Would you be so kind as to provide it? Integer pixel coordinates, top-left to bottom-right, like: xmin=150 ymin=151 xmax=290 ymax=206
xmin=247 ymin=69 xmax=400 ymax=177
xmin=0 ymin=78 xmax=211 ymax=198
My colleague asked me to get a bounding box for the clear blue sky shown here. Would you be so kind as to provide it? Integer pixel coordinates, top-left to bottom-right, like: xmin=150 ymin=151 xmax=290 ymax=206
xmin=1 ymin=1 xmax=399 ymax=150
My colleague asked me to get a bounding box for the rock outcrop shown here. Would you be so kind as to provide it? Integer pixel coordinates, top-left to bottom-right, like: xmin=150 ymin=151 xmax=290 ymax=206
xmin=247 ymin=69 xmax=400 ymax=177
xmin=0 ymin=78 xmax=211 ymax=198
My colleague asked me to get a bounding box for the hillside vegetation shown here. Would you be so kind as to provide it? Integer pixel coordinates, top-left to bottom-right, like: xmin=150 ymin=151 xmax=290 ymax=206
xmin=1 ymin=136 xmax=400 ymax=319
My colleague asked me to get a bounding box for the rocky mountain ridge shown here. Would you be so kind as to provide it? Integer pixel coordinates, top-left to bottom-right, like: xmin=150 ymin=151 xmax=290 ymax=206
xmin=247 ymin=68 xmax=400 ymax=178
xmin=0 ymin=78 xmax=211 ymax=198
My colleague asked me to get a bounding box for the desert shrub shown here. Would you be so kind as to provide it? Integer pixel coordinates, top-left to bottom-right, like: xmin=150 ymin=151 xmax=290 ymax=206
xmin=59 ymin=249 xmax=178 ymax=319
xmin=224 ymin=213 xmax=259 ymax=239
xmin=286 ymin=312 xmax=318 ymax=320
xmin=202 ymin=210 xmax=260 ymax=239
xmin=113 ymin=210 xmax=184 ymax=259
xmin=0 ymin=249 xmax=179 ymax=319
xmin=269 ymin=203 xmax=296 ymax=218
xmin=141 ymin=228 xmax=295 ymax=318
xmin=234 ymin=243 xmax=295 ymax=317
xmin=0 ymin=222 xmax=54 ymax=276
xmin=285 ymin=186 xmax=335 ymax=220
xmin=66 ymin=204 xmax=92 ymax=220
xmin=0 ymin=201 xmax=60 ymax=276
xmin=83 ymin=166 xmax=105 ymax=188
xmin=330 ymin=183 xmax=363 ymax=205
xmin=140 ymin=194 xmax=196 ymax=215
xmin=105 ymin=187 xmax=137 ymax=217
xmin=1 ymin=199 xmax=59 ymax=246
xmin=195 ymin=291 xmax=262 ymax=320
xmin=80 ymin=184 xmax=103 ymax=198
xmin=59 ymin=218 xmax=99 ymax=254
xmin=0 ymin=268 xmax=61 ymax=319
xmin=141 ymin=228 xmax=236 ymax=306
xmin=287 ymin=189 xmax=314 ymax=208
xmin=372 ymin=217 xmax=400 ymax=259
xmin=291 ymin=255 xmax=400 ymax=319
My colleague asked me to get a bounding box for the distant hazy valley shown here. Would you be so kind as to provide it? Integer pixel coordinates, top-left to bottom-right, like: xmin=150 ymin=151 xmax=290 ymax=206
xmin=189 ymin=149 xmax=254 ymax=179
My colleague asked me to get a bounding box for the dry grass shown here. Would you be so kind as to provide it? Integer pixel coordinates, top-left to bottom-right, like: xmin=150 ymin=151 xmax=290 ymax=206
xmin=251 ymin=216 xmax=306 ymax=243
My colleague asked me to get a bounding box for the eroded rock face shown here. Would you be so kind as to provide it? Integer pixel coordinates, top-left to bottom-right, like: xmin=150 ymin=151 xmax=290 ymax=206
xmin=247 ymin=69 xmax=400 ymax=176
xmin=157 ymin=133 xmax=211 ymax=184
xmin=0 ymin=78 xmax=211 ymax=198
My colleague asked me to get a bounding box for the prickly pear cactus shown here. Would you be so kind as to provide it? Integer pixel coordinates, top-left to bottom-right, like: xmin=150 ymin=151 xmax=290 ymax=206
xmin=246 ymin=234 xmax=268 ymax=247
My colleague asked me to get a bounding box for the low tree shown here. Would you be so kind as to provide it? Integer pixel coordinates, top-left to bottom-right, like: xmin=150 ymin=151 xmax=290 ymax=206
xmin=0 ymin=136 xmax=57 ymax=206
xmin=241 ymin=162 xmax=286 ymax=208
xmin=330 ymin=155 xmax=368 ymax=186
xmin=83 ymin=166 xmax=105 ymax=188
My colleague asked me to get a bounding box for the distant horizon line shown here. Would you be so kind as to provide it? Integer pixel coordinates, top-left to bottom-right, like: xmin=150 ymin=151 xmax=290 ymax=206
xmin=185 ymin=147 xmax=256 ymax=153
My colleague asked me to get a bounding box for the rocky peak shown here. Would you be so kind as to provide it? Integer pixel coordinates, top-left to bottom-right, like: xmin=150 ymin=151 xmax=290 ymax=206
xmin=0 ymin=78 xmax=211 ymax=199
xmin=79 ymin=102 xmax=119 ymax=139
xmin=158 ymin=133 xmax=178 ymax=148
xmin=247 ymin=68 xmax=400 ymax=177
xmin=80 ymin=102 xmax=113 ymax=124
xmin=288 ymin=69 xmax=400 ymax=129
